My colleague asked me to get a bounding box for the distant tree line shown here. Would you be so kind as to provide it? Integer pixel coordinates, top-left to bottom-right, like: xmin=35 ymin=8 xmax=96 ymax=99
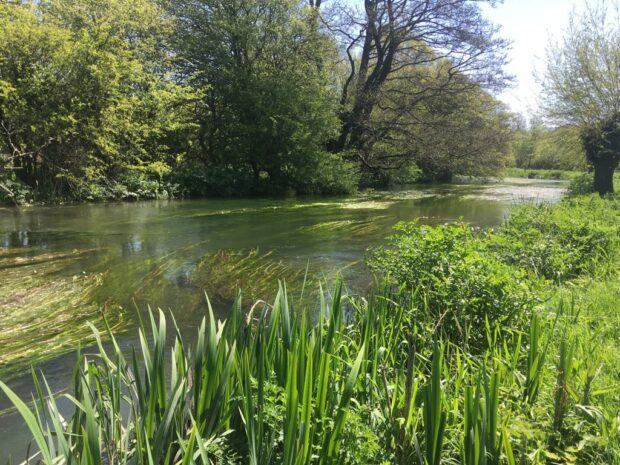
xmin=0 ymin=0 xmax=513 ymax=201
xmin=509 ymin=118 xmax=586 ymax=172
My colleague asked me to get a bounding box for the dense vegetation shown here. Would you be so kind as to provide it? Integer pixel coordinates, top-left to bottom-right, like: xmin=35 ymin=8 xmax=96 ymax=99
xmin=508 ymin=121 xmax=586 ymax=172
xmin=0 ymin=0 xmax=513 ymax=203
xmin=3 ymin=195 xmax=620 ymax=464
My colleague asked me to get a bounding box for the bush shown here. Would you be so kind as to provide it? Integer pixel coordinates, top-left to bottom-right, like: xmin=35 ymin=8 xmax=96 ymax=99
xmin=490 ymin=196 xmax=620 ymax=281
xmin=368 ymin=222 xmax=536 ymax=348
xmin=567 ymin=172 xmax=595 ymax=196
xmin=294 ymin=152 xmax=359 ymax=195
xmin=0 ymin=173 xmax=34 ymax=205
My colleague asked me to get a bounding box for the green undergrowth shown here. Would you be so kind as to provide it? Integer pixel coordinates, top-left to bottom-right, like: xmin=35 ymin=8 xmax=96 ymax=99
xmin=2 ymin=277 xmax=619 ymax=464
xmin=504 ymin=168 xmax=583 ymax=181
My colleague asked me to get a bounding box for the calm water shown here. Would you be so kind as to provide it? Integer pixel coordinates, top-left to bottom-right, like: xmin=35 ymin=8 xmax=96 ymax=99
xmin=0 ymin=178 xmax=564 ymax=461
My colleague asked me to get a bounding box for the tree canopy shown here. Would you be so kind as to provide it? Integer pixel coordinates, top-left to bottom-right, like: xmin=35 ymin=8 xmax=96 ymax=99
xmin=0 ymin=0 xmax=514 ymax=202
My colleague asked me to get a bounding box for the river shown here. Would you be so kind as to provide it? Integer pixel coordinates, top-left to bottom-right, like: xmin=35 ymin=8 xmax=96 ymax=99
xmin=0 ymin=178 xmax=564 ymax=461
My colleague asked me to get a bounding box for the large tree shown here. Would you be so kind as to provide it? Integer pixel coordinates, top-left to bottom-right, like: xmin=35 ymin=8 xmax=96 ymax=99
xmin=0 ymin=0 xmax=189 ymax=199
xmin=356 ymin=58 xmax=513 ymax=182
xmin=316 ymin=0 xmax=510 ymax=174
xmin=540 ymin=0 xmax=620 ymax=194
xmin=169 ymin=0 xmax=349 ymax=195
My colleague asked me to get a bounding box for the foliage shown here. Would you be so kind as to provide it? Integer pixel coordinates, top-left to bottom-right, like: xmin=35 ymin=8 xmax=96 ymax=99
xmin=2 ymin=197 xmax=620 ymax=464
xmin=0 ymin=0 xmax=194 ymax=201
xmin=169 ymin=0 xmax=344 ymax=196
xmin=581 ymin=112 xmax=620 ymax=194
xmin=368 ymin=70 xmax=513 ymax=183
xmin=491 ymin=196 xmax=620 ymax=281
xmin=368 ymin=222 xmax=536 ymax=348
xmin=0 ymin=172 xmax=34 ymax=205
xmin=567 ymin=172 xmax=596 ymax=196
xmin=540 ymin=0 xmax=620 ymax=194
xmin=327 ymin=0 xmax=509 ymax=178
xmin=3 ymin=278 xmax=620 ymax=464
xmin=504 ymin=168 xmax=582 ymax=180
xmin=509 ymin=123 xmax=586 ymax=171
xmin=0 ymin=0 xmax=515 ymax=203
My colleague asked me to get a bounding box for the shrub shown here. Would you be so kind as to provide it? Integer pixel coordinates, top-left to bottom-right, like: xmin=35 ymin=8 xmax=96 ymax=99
xmin=567 ymin=172 xmax=595 ymax=196
xmin=491 ymin=196 xmax=620 ymax=280
xmin=368 ymin=222 xmax=536 ymax=348
xmin=0 ymin=173 xmax=34 ymax=205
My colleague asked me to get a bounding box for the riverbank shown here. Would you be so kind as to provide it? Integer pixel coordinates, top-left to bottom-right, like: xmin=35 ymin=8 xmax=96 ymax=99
xmin=1 ymin=174 xmax=568 ymax=208
xmin=503 ymin=167 xmax=583 ymax=180
xmin=1 ymin=194 xmax=619 ymax=464
xmin=505 ymin=166 xmax=620 ymax=184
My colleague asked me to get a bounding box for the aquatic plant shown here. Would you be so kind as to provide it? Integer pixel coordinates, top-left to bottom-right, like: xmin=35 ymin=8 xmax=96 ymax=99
xmin=3 ymin=196 xmax=620 ymax=464
xmin=0 ymin=248 xmax=124 ymax=378
xmin=191 ymin=249 xmax=336 ymax=306
xmin=2 ymin=276 xmax=619 ymax=464
xmin=297 ymin=219 xmax=381 ymax=236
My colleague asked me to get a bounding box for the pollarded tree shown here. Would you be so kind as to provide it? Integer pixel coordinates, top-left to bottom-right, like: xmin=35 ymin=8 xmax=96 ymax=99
xmin=540 ymin=0 xmax=620 ymax=194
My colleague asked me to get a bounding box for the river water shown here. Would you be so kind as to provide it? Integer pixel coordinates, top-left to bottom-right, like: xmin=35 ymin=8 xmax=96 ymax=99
xmin=0 ymin=178 xmax=565 ymax=461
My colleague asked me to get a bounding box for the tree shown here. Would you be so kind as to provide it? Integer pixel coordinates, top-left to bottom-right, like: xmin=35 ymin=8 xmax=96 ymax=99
xmin=540 ymin=0 xmax=620 ymax=194
xmin=318 ymin=0 xmax=510 ymax=174
xmin=169 ymin=0 xmax=350 ymax=195
xmin=0 ymin=0 xmax=190 ymax=200
xmin=362 ymin=61 xmax=513 ymax=182
xmin=509 ymin=118 xmax=586 ymax=171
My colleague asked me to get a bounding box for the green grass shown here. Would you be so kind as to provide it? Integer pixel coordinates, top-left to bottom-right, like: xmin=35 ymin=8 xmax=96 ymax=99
xmin=2 ymin=279 xmax=618 ymax=464
xmin=504 ymin=167 xmax=620 ymax=185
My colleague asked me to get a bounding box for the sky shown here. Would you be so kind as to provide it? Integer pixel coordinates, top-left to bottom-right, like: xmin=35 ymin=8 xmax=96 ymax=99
xmin=482 ymin=0 xmax=585 ymax=117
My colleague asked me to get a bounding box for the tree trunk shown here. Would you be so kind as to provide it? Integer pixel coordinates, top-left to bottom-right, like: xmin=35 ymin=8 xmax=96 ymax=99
xmin=592 ymin=159 xmax=618 ymax=195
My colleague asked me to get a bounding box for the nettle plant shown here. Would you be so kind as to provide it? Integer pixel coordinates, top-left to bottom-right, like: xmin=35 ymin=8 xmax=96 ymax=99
xmin=368 ymin=221 xmax=536 ymax=349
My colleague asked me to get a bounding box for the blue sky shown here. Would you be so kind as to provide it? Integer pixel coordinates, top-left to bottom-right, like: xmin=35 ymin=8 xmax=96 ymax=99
xmin=482 ymin=0 xmax=585 ymax=116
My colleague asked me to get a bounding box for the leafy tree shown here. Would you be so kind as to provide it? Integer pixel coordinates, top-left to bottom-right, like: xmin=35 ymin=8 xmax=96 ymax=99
xmin=510 ymin=121 xmax=586 ymax=171
xmin=540 ymin=0 xmax=620 ymax=194
xmin=169 ymin=0 xmax=349 ymax=195
xmin=318 ymin=0 xmax=510 ymax=176
xmin=368 ymin=64 xmax=513 ymax=182
xmin=0 ymin=0 xmax=191 ymax=200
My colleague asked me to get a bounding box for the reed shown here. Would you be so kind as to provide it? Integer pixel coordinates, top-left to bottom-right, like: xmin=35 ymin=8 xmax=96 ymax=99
xmin=1 ymin=280 xmax=619 ymax=464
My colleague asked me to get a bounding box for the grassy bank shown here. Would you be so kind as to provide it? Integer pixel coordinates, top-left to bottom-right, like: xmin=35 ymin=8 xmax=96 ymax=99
xmin=503 ymin=167 xmax=583 ymax=180
xmin=505 ymin=167 xmax=620 ymax=185
xmin=1 ymin=195 xmax=620 ymax=464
